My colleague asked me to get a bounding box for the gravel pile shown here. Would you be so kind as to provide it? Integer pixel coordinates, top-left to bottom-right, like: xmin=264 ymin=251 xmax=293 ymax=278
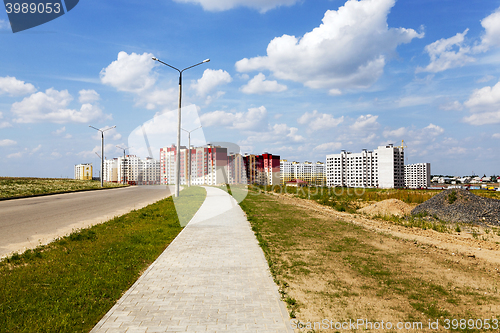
xmin=411 ymin=189 xmax=500 ymax=225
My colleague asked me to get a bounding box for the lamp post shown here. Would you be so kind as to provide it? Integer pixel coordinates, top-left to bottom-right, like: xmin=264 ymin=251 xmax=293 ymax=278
xmin=116 ymin=145 xmax=130 ymax=185
xmin=152 ymin=57 xmax=210 ymax=197
xmin=89 ymin=125 xmax=116 ymax=187
xmin=181 ymin=126 xmax=202 ymax=187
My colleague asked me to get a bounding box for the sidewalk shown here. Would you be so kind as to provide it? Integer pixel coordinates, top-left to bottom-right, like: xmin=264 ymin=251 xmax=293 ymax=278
xmin=91 ymin=187 xmax=293 ymax=333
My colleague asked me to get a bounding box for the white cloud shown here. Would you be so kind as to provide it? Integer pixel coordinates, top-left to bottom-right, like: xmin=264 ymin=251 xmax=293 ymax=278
xmin=0 ymin=122 xmax=12 ymax=128
xmin=7 ymin=152 xmax=22 ymax=159
xmin=477 ymin=8 xmax=500 ymax=51
xmin=240 ymin=123 xmax=305 ymax=145
xmin=0 ymin=139 xmax=16 ymax=146
xmin=0 ymin=19 xmax=9 ymax=30
xmin=419 ymin=7 xmax=500 ymax=73
xmin=313 ymin=142 xmax=342 ymax=152
xmin=297 ymin=110 xmax=344 ymax=132
xmin=439 ymin=101 xmax=463 ymax=111
xmin=79 ymin=90 xmax=100 ymax=103
xmin=11 ymin=88 xmax=111 ymax=124
xmin=51 ymin=152 xmax=62 ymax=158
xmin=383 ymin=127 xmax=407 ymax=138
xmin=0 ymin=76 xmax=36 ymax=96
xmin=52 ymin=127 xmax=66 ymax=135
xmin=423 ymin=123 xmax=445 ymax=136
xmin=236 ymin=0 xmax=422 ymax=92
xmin=463 ymin=80 xmax=500 ymax=125
xmin=350 ymin=114 xmax=379 ymax=131
xmin=477 ymin=75 xmax=495 ymax=83
xmin=493 ymin=133 xmax=500 ymax=139
xmin=200 ymin=106 xmax=268 ymax=131
xmin=100 ymin=52 xmax=157 ymax=93
xmin=31 ymin=144 xmax=42 ymax=153
xmin=191 ymin=69 xmax=232 ymax=96
xmin=417 ymin=29 xmax=474 ymax=73
xmin=240 ymin=73 xmax=287 ymax=94
xmin=172 ymin=0 xmax=299 ymax=13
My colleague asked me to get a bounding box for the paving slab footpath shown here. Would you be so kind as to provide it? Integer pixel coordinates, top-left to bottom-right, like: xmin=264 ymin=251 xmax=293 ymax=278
xmin=91 ymin=186 xmax=293 ymax=333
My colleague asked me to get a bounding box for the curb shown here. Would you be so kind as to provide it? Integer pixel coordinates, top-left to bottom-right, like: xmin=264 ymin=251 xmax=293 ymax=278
xmin=0 ymin=185 xmax=131 ymax=202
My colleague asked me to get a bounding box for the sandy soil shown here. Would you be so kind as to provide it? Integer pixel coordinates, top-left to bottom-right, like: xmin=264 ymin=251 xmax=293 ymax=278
xmin=274 ymin=193 xmax=500 ymax=266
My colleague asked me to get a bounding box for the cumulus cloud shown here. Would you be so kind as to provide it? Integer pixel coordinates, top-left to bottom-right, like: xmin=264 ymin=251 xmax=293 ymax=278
xmin=477 ymin=8 xmax=500 ymax=51
xmin=100 ymin=52 xmax=157 ymax=93
xmin=236 ymin=0 xmax=422 ymax=92
xmin=0 ymin=76 xmax=36 ymax=96
xmin=493 ymin=133 xmax=500 ymax=139
xmin=200 ymin=106 xmax=268 ymax=131
xmin=350 ymin=114 xmax=379 ymax=131
xmin=31 ymin=144 xmax=42 ymax=153
xmin=417 ymin=29 xmax=474 ymax=73
xmin=463 ymin=80 xmax=500 ymax=125
xmin=79 ymin=89 xmax=100 ymax=103
xmin=419 ymin=7 xmax=500 ymax=73
xmin=383 ymin=127 xmax=407 ymax=138
xmin=11 ymin=88 xmax=111 ymax=123
xmin=297 ymin=110 xmax=344 ymax=132
xmin=0 ymin=139 xmax=16 ymax=146
xmin=240 ymin=73 xmax=287 ymax=94
xmin=240 ymin=123 xmax=305 ymax=145
xmin=313 ymin=142 xmax=342 ymax=152
xmin=52 ymin=126 xmax=72 ymax=138
xmin=173 ymin=0 xmax=299 ymax=13
xmin=191 ymin=69 xmax=232 ymax=97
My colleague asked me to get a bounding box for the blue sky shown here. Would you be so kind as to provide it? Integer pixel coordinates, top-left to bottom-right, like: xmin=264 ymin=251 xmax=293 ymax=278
xmin=1 ymin=0 xmax=500 ymax=178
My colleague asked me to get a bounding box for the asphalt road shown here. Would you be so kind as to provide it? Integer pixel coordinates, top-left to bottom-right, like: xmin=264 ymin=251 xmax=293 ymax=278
xmin=0 ymin=185 xmax=174 ymax=258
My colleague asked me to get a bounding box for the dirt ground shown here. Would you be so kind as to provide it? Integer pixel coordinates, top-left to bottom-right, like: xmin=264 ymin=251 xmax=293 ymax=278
xmin=260 ymin=193 xmax=500 ymax=332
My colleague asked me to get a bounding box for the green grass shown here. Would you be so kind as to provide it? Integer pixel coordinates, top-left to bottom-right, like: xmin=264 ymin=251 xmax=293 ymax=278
xmin=0 ymin=186 xmax=206 ymax=333
xmin=174 ymin=186 xmax=208 ymax=226
xmin=0 ymin=177 xmax=126 ymax=199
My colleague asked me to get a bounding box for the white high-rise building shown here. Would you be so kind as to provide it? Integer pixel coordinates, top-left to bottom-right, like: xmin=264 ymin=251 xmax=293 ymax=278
xmin=74 ymin=163 xmax=93 ymax=180
xmin=405 ymin=163 xmax=431 ymax=188
xmin=326 ymin=144 xmax=404 ymax=188
xmin=103 ymin=155 xmax=160 ymax=185
xmin=280 ymin=160 xmax=326 ymax=186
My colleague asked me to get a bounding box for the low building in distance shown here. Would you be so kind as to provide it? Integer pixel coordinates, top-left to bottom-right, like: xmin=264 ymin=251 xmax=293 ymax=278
xmin=405 ymin=163 xmax=431 ymax=188
xmin=280 ymin=160 xmax=326 ymax=186
xmin=74 ymin=163 xmax=93 ymax=180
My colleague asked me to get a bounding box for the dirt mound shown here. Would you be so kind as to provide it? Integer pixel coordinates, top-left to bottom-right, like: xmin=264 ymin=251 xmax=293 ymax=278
xmin=358 ymin=198 xmax=413 ymax=217
xmin=411 ymin=189 xmax=500 ymax=225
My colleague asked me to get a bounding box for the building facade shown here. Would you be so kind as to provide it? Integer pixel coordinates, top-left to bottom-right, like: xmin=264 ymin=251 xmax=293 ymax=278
xmin=74 ymin=163 xmax=93 ymax=180
xmin=160 ymin=144 xmax=229 ymax=186
xmin=326 ymin=144 xmax=404 ymax=189
xmin=243 ymin=153 xmax=280 ymax=186
xmin=405 ymin=163 xmax=431 ymax=188
xmin=280 ymin=160 xmax=326 ymax=186
xmin=103 ymin=155 xmax=160 ymax=185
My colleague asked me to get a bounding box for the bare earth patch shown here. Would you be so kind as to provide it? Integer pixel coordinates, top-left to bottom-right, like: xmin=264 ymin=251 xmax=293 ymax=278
xmin=242 ymin=192 xmax=500 ymax=333
xmin=357 ymin=198 xmax=413 ymax=217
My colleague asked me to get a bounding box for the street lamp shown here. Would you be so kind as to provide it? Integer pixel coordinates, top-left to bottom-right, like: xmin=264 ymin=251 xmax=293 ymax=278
xmin=116 ymin=145 xmax=130 ymax=185
xmin=152 ymin=57 xmax=210 ymax=197
xmin=181 ymin=126 xmax=202 ymax=187
xmin=89 ymin=125 xmax=116 ymax=187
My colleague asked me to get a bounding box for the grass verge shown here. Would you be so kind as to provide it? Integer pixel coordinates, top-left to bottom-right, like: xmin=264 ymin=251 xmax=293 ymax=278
xmin=0 ymin=186 xmax=206 ymax=333
xmin=239 ymin=188 xmax=499 ymax=332
xmin=0 ymin=177 xmax=126 ymax=199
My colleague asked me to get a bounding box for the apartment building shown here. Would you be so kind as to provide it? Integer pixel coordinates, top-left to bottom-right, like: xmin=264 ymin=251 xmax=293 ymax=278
xmin=405 ymin=163 xmax=431 ymax=188
xmin=74 ymin=163 xmax=93 ymax=180
xmin=280 ymin=160 xmax=326 ymax=186
xmin=103 ymin=155 xmax=160 ymax=185
xmin=243 ymin=153 xmax=280 ymax=186
xmin=160 ymin=144 xmax=229 ymax=186
xmin=326 ymin=144 xmax=404 ymax=188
